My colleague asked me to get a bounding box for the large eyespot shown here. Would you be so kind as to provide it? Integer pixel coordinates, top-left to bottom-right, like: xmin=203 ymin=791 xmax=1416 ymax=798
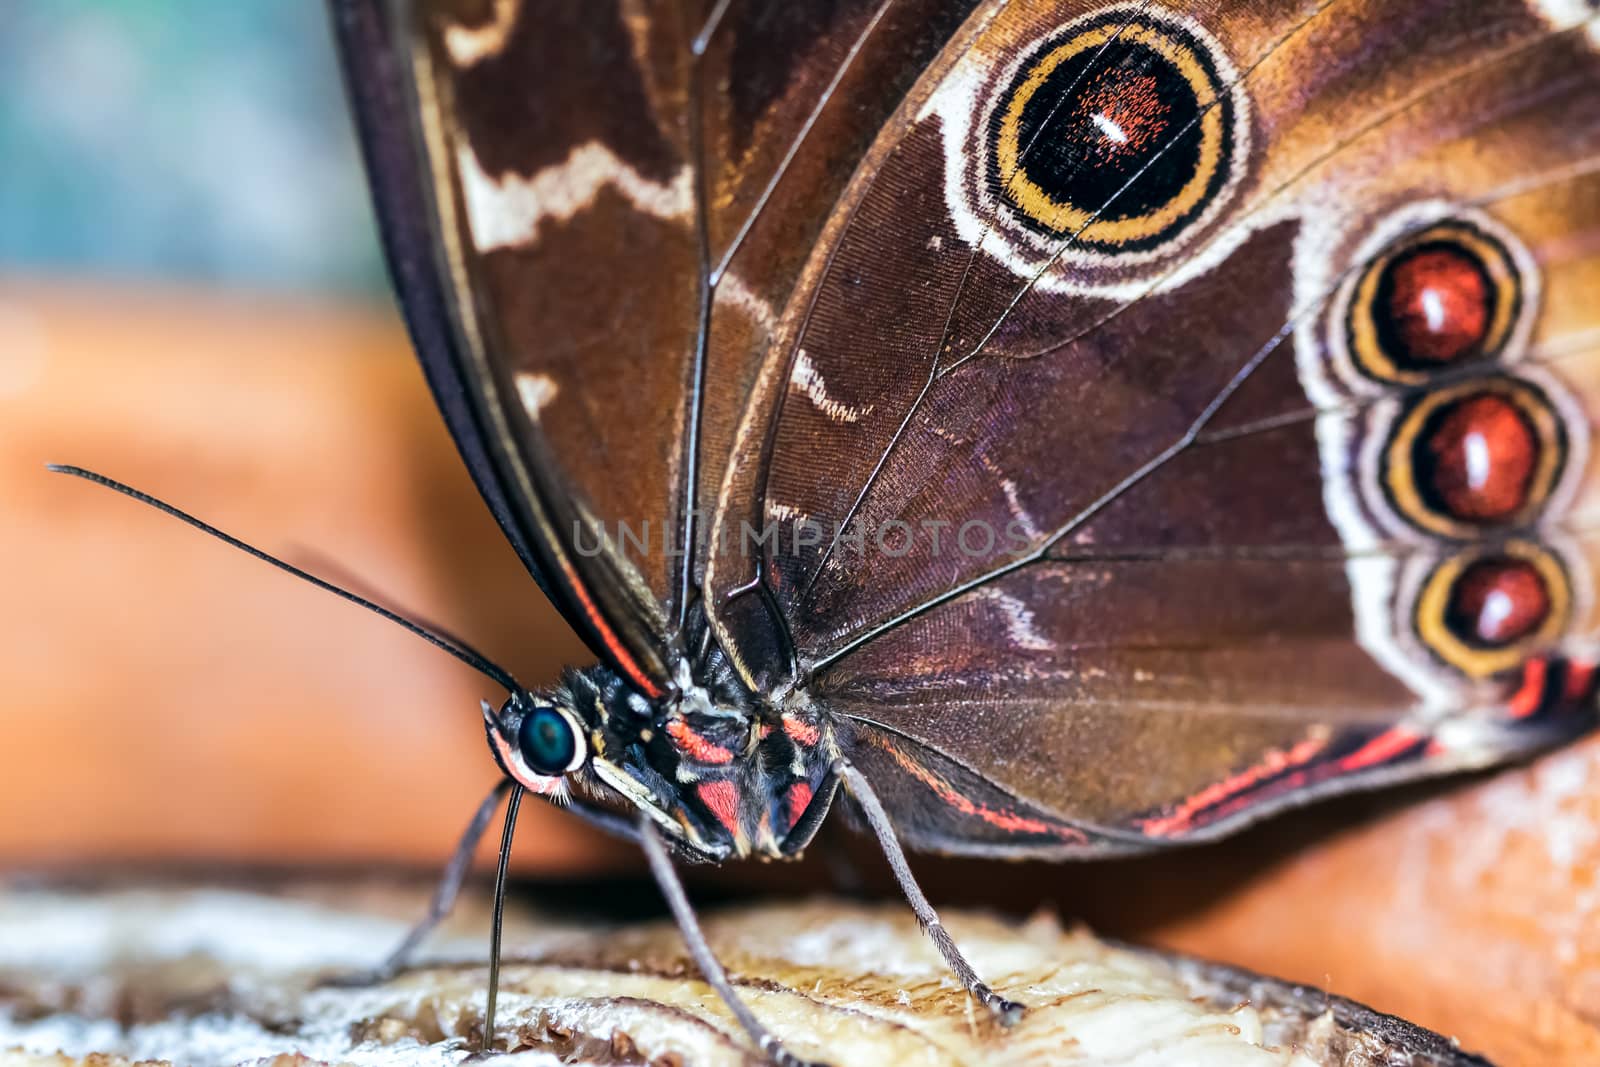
xmin=1383 ymin=376 xmax=1566 ymax=538
xmin=1415 ymin=544 xmax=1570 ymax=678
xmin=989 ymin=7 xmax=1242 ymax=254
xmin=517 ymin=705 xmax=586 ymax=775
xmin=1346 ymin=220 xmax=1521 ymax=384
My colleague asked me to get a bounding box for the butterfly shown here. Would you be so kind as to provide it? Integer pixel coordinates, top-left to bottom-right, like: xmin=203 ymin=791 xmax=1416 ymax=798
xmin=54 ymin=0 xmax=1600 ymax=1063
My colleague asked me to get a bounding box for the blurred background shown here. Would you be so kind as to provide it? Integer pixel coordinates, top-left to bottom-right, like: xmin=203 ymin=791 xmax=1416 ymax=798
xmin=1 ymin=3 xmax=378 ymax=291
xmin=0 ymin=0 xmax=602 ymax=873
xmin=1 ymin=5 xmax=1597 ymax=1063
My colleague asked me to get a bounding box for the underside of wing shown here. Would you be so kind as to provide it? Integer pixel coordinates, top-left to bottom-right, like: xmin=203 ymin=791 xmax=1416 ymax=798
xmin=332 ymin=0 xmax=683 ymax=693
xmin=821 ymin=554 xmax=1596 ymax=856
xmin=705 ymin=0 xmax=1600 ymax=853
xmin=334 ymin=0 xmax=988 ymax=696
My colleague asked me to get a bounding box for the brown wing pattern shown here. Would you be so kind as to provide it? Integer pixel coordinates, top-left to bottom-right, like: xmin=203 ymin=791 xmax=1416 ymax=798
xmin=706 ymin=0 xmax=1600 ymax=851
xmin=357 ymin=0 xmax=988 ymax=692
xmin=352 ymin=0 xmax=1600 ymax=855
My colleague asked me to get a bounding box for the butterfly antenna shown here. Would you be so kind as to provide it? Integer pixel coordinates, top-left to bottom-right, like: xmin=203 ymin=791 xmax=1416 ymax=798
xmin=484 ymin=781 xmax=524 ymax=1052
xmin=47 ymin=464 xmax=523 ymax=693
xmin=283 ymin=543 xmax=512 ymax=683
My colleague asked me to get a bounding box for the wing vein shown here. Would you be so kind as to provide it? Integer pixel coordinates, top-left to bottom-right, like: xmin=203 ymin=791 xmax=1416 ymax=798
xmin=971 ymin=14 xmax=1600 ymax=373
xmin=677 ymin=9 xmax=717 ymax=634
xmin=711 ymin=0 xmax=899 ymax=285
xmin=809 ymin=307 xmax=1296 ymax=673
xmin=797 ymin=1 xmax=1158 ymax=599
xmin=800 ymin=11 xmax=1599 ymax=672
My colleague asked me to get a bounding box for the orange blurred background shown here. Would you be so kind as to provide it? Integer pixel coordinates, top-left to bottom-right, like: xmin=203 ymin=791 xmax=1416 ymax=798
xmin=2 ymin=6 xmax=1598 ymax=1065
xmin=1 ymin=283 xmax=608 ymax=872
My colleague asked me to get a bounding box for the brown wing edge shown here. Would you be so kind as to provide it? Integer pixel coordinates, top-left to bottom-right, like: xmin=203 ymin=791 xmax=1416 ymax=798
xmin=837 ymin=679 xmax=1598 ymax=859
xmin=326 ymin=0 xmax=672 ymax=696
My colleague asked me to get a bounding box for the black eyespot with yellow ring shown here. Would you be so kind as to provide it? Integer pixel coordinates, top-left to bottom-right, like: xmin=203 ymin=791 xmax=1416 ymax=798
xmin=989 ymin=9 xmax=1239 ymax=252
xmin=1382 ymin=375 xmax=1566 ymax=540
xmin=1415 ymin=543 xmax=1569 ymax=679
xmin=1346 ymin=221 xmax=1522 ymax=385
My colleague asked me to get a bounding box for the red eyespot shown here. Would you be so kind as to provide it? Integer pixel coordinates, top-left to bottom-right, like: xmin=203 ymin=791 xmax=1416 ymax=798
xmin=1414 ymin=391 xmax=1538 ymax=523
xmin=1416 ymin=545 xmax=1569 ymax=678
xmin=1376 ymin=244 xmax=1493 ymax=366
xmin=1344 ymin=221 xmax=1522 ymax=386
xmin=1445 ymin=556 xmax=1550 ymax=647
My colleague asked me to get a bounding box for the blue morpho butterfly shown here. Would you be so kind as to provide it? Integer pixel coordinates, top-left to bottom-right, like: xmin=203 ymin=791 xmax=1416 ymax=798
xmin=55 ymin=0 xmax=1600 ymax=1063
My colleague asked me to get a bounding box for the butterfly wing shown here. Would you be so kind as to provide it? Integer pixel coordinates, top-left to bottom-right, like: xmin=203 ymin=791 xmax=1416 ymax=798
xmin=331 ymin=0 xmax=677 ymax=692
xmin=704 ymin=0 xmax=1600 ymax=854
xmin=338 ymin=0 xmax=1600 ymax=856
xmin=331 ymin=0 xmax=989 ymax=696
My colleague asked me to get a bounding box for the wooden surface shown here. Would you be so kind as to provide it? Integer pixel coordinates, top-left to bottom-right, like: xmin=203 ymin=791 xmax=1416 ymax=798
xmin=0 ymin=883 xmax=1484 ymax=1066
xmin=1 ymin=282 xmax=1596 ymax=1064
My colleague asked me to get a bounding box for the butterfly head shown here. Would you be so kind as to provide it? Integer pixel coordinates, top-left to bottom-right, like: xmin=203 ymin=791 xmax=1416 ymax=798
xmin=478 ymin=664 xmax=815 ymax=860
xmin=480 ymin=669 xmax=710 ymax=846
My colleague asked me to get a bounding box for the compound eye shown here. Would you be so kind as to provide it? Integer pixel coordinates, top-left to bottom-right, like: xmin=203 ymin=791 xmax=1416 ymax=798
xmin=517 ymin=705 xmax=585 ymax=775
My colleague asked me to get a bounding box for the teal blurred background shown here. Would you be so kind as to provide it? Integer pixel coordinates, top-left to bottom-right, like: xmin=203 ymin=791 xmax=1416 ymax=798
xmin=0 ymin=1 xmax=385 ymax=293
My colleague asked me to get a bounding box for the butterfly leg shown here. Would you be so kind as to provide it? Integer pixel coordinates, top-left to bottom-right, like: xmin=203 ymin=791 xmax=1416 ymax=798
xmin=637 ymin=816 xmax=828 ymax=1067
xmin=327 ymin=777 xmax=512 ymax=987
xmin=836 ymin=759 xmax=1025 ymax=1026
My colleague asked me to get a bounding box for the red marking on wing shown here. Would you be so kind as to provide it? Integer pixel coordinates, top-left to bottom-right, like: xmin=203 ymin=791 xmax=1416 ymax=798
xmin=667 ymin=720 xmax=734 ymax=764
xmin=1508 ymin=657 xmax=1551 ymax=720
xmin=1333 ymin=726 xmax=1427 ymax=773
xmin=1449 ymin=557 xmax=1550 ymax=644
xmin=1081 ymin=70 xmax=1168 ymax=160
xmin=1381 ymin=245 xmax=1491 ymax=364
xmin=697 ymin=780 xmax=740 ymax=835
xmin=1139 ymin=736 xmax=1329 ymax=837
xmin=873 ymin=737 xmax=1084 ymax=841
xmin=1421 ymin=394 xmax=1538 ymax=522
xmin=782 ymin=713 xmax=820 ymax=747
xmin=1563 ymin=661 xmax=1596 ymax=703
xmin=785 ymin=782 xmax=814 ymax=830
xmin=1142 ymin=729 xmax=1430 ymax=838
xmin=1506 ymin=658 xmax=1599 ymax=722
xmin=559 ymin=561 xmax=662 ymax=699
